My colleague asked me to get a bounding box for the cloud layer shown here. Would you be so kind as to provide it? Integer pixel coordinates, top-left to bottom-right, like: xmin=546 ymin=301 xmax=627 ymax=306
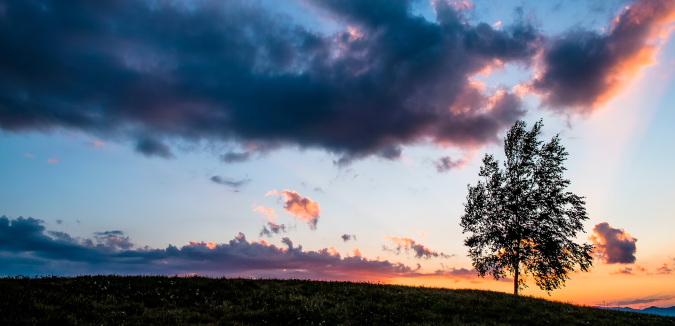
xmin=590 ymin=222 xmax=637 ymax=264
xmin=0 ymin=215 xmax=474 ymax=281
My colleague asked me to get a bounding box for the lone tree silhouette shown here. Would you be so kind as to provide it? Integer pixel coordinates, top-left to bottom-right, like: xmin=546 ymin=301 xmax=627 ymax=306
xmin=460 ymin=120 xmax=594 ymax=295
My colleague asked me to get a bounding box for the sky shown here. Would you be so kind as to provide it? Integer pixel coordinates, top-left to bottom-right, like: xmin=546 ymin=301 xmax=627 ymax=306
xmin=1 ymin=0 xmax=675 ymax=309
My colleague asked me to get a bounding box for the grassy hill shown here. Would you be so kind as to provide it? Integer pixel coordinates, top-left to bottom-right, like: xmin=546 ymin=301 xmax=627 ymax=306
xmin=0 ymin=276 xmax=673 ymax=325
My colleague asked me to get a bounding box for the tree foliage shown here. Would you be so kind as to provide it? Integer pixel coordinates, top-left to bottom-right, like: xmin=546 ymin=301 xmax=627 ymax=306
xmin=460 ymin=120 xmax=594 ymax=295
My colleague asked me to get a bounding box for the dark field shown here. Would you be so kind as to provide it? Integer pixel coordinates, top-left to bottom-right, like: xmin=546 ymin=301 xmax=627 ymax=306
xmin=0 ymin=276 xmax=673 ymax=325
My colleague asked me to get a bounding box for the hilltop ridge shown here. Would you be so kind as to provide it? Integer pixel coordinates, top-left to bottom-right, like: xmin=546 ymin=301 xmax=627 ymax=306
xmin=1 ymin=276 xmax=674 ymax=325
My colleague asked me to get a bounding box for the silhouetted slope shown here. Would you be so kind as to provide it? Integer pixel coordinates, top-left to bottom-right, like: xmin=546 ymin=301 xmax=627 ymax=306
xmin=0 ymin=276 xmax=673 ymax=325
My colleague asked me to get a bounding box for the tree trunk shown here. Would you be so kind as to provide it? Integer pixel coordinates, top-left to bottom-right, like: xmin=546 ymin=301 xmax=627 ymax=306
xmin=514 ymin=262 xmax=519 ymax=296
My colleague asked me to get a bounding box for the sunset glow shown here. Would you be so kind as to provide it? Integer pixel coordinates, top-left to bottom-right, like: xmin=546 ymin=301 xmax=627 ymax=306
xmin=1 ymin=0 xmax=674 ymax=312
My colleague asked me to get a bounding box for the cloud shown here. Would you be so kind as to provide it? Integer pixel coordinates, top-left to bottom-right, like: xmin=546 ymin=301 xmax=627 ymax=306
xmin=265 ymin=190 xmax=280 ymax=197
xmin=416 ymin=230 xmax=427 ymax=238
xmin=135 ymin=137 xmax=174 ymax=159
xmin=313 ymin=187 xmax=324 ymax=193
xmin=281 ymin=190 xmax=321 ymax=229
xmin=47 ymin=158 xmax=59 ymax=163
xmin=0 ymin=215 xmax=485 ymax=281
xmin=253 ymin=206 xmax=287 ymax=238
xmin=220 ymin=152 xmax=251 ymax=163
xmin=92 ymin=231 xmax=134 ymax=250
xmin=611 ymin=267 xmax=636 ymax=275
xmin=341 ymin=234 xmax=356 ymax=242
xmin=434 ymin=156 xmax=466 ymax=173
xmin=614 ymin=297 xmax=673 ymax=306
xmin=382 ymin=234 xmax=453 ymax=259
xmin=210 ymin=176 xmax=251 ymax=188
xmin=529 ymin=0 xmax=675 ymax=113
xmin=56 ymin=219 xmax=63 ymax=225
xmin=92 ymin=141 xmax=105 ymax=148
xmin=590 ymin=222 xmax=637 ymax=264
xmin=0 ymin=0 xmax=538 ymax=163
xmin=253 ymin=206 xmax=278 ymax=220
xmin=656 ymin=263 xmax=673 ymax=274
xmin=24 ymin=153 xmax=34 ymax=158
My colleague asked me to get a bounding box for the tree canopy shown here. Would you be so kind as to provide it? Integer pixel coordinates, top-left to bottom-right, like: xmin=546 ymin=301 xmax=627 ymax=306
xmin=460 ymin=120 xmax=594 ymax=295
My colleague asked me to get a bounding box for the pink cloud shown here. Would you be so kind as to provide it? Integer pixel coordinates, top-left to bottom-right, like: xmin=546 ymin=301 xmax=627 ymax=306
xmin=24 ymin=153 xmax=35 ymax=158
xmin=253 ymin=205 xmax=278 ymax=221
xmin=281 ymin=190 xmax=321 ymax=229
xmin=92 ymin=141 xmax=105 ymax=148
xmin=47 ymin=158 xmax=59 ymax=163
xmin=265 ymin=189 xmax=279 ymax=196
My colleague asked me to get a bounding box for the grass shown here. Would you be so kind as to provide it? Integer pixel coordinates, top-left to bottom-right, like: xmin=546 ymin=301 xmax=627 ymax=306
xmin=0 ymin=276 xmax=673 ymax=325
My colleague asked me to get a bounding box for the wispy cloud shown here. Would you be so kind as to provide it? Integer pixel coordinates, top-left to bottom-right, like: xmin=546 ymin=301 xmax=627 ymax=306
xmin=47 ymin=158 xmax=59 ymax=163
xmin=382 ymin=234 xmax=453 ymax=259
xmin=210 ymin=176 xmax=251 ymax=188
xmin=253 ymin=206 xmax=287 ymax=238
xmin=656 ymin=263 xmax=673 ymax=274
xmin=220 ymin=152 xmax=251 ymax=163
xmin=265 ymin=189 xmax=280 ymax=197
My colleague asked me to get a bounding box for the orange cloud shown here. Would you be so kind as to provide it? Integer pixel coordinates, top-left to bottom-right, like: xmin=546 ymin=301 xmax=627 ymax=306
xmin=281 ymin=190 xmax=321 ymax=229
xmin=383 ymin=235 xmax=415 ymax=249
xmin=352 ymin=248 xmax=362 ymax=258
xmin=530 ymin=0 xmax=675 ymax=112
xmin=416 ymin=230 xmax=427 ymax=238
xmin=657 ymin=263 xmax=673 ymax=274
xmin=186 ymin=241 xmax=217 ymax=250
xmin=265 ymin=189 xmax=279 ymax=196
xmin=47 ymin=158 xmax=59 ymax=163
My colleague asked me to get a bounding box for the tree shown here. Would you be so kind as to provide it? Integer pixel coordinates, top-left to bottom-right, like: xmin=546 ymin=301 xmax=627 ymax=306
xmin=460 ymin=120 xmax=594 ymax=295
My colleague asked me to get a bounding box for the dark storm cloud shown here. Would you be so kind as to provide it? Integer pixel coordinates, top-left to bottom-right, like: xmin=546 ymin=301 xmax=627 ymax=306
xmin=210 ymin=176 xmax=251 ymax=188
xmin=0 ymin=0 xmax=538 ymax=163
xmin=530 ymin=0 xmax=675 ymax=112
xmin=434 ymin=156 xmax=466 ymax=173
xmin=341 ymin=234 xmax=356 ymax=242
xmin=590 ymin=222 xmax=637 ymax=264
xmin=0 ymin=216 xmax=480 ymax=281
xmin=135 ymin=137 xmax=174 ymax=159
